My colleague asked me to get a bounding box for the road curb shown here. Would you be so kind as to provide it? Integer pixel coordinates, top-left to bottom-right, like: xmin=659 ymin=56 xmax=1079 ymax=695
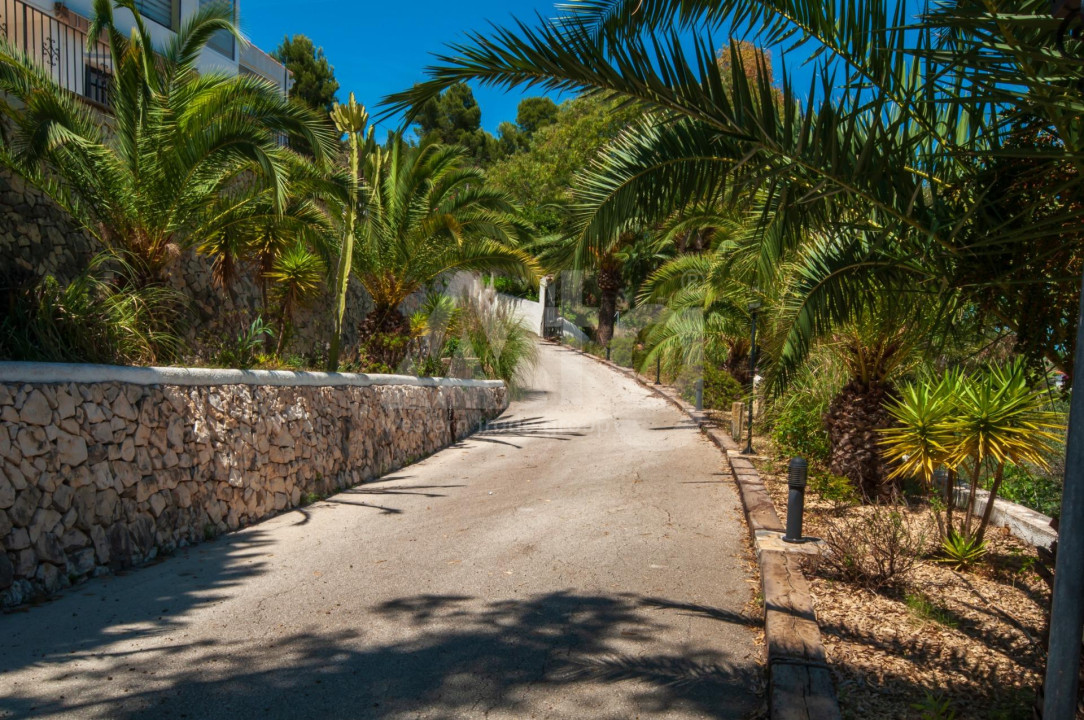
xmin=558 ymin=344 xmax=842 ymax=719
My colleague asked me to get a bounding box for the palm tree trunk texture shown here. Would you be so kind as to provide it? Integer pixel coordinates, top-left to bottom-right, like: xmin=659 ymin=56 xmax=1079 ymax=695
xmin=823 ymin=379 xmax=894 ymax=501
xmin=596 ymin=259 xmax=621 ymax=348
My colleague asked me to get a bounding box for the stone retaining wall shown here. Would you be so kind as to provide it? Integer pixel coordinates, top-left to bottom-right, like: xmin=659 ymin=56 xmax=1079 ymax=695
xmin=0 ymin=363 xmax=508 ymax=607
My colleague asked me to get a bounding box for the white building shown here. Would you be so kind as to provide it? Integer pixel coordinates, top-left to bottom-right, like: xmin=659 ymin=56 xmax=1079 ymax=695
xmin=0 ymin=0 xmax=291 ymax=106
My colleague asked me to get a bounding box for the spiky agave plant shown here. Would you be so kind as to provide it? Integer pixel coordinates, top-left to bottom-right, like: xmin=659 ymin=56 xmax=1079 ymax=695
xmin=267 ymin=243 xmax=326 ymax=356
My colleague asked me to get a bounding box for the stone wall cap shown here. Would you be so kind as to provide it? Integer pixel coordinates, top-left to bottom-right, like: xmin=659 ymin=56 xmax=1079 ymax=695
xmin=0 ymin=362 xmax=506 ymax=390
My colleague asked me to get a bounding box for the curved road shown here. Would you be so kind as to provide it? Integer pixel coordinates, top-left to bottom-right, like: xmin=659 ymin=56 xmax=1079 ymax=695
xmin=0 ymin=343 xmax=760 ymax=719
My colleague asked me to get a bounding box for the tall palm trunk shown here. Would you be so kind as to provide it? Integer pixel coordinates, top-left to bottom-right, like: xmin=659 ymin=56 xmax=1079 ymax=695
xmin=596 ymin=256 xmax=621 ymax=348
xmin=824 ymin=379 xmax=894 ymax=501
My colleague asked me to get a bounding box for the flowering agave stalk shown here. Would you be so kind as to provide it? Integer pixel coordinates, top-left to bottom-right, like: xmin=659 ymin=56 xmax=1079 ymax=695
xmin=327 ymin=93 xmax=372 ymax=371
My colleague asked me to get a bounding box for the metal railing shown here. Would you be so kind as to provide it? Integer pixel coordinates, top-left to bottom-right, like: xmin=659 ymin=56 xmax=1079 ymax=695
xmin=0 ymin=0 xmax=113 ymax=107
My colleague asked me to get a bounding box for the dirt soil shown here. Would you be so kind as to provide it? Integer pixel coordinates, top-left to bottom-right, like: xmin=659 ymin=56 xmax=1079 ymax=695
xmin=755 ymin=452 xmax=1050 ymax=720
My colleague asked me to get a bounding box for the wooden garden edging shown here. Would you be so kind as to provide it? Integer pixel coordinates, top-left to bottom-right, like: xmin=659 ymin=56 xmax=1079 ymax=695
xmin=562 ymin=343 xmax=842 ymax=719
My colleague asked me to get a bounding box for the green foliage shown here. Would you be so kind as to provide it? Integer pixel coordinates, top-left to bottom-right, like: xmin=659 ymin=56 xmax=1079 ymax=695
xmin=881 ymin=361 xmax=1066 ymax=542
xmin=458 ymin=294 xmax=538 ymax=396
xmin=808 ymin=473 xmax=860 ymax=508
xmin=911 ymin=692 xmax=958 ymax=720
xmin=0 ymin=253 xmax=181 ymax=365
xmin=0 ymin=1 xmax=335 ymax=283
xmin=997 ymin=462 xmax=1062 ymax=518
xmin=217 ymin=316 xmax=275 ymax=370
xmin=411 ymin=82 xmax=498 ymax=166
xmin=937 ymin=532 xmax=988 ymax=571
xmin=703 ymin=363 xmax=743 ymax=410
xmin=486 ymin=95 xmax=641 ymax=234
xmin=273 ymin=34 xmax=340 ymax=114
xmin=354 ymin=135 xmax=538 ymax=314
xmin=904 ymin=592 xmax=959 ymax=629
xmin=763 ymin=356 xmax=843 ymax=464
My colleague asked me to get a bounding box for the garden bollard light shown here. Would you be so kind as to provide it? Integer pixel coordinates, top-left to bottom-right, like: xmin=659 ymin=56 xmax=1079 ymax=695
xmin=655 ymin=355 xmax=661 ymax=384
xmin=606 ymin=345 xmax=611 ymax=361
xmin=695 ymin=378 xmax=704 ymax=411
xmin=783 ymin=457 xmax=808 ymax=543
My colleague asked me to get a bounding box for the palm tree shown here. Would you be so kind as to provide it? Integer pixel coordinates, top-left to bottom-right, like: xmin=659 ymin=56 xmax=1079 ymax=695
xmin=0 ymin=0 xmax=336 ymax=285
xmin=352 ymin=134 xmax=538 ymax=368
xmin=384 ymin=0 xmax=1084 ymax=380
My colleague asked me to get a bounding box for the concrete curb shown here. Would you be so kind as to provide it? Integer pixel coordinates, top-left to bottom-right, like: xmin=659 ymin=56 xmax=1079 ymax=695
xmin=558 ymin=344 xmax=842 ymax=719
xmin=0 ymin=361 xmax=505 ymax=390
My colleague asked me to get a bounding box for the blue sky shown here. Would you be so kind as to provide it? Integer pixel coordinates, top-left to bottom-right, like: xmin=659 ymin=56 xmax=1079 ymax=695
xmin=239 ymin=0 xmax=573 ymax=135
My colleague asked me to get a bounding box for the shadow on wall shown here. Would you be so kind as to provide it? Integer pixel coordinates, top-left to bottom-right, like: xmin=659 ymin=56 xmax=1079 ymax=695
xmin=0 ymin=588 xmax=762 ymax=720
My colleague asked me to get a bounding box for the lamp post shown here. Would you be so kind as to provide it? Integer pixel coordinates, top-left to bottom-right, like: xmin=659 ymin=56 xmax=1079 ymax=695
xmin=741 ymin=297 xmax=761 ymax=455
xmin=1044 ymin=4 xmax=1084 ymax=718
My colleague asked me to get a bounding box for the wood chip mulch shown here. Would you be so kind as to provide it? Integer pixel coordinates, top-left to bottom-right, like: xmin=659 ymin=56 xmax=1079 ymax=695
xmin=755 ymin=453 xmax=1050 ymax=720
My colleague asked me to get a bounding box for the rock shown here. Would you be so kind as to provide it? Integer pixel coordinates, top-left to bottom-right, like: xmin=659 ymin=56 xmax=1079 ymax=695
xmin=56 ymin=432 xmax=88 ymax=467
xmin=34 ymin=531 xmax=66 ymax=566
xmin=113 ymin=463 xmax=139 ymax=489
xmin=90 ymin=422 xmax=114 ymax=444
xmin=174 ymin=484 xmax=192 ymax=509
xmin=5 ymin=462 xmax=26 ymax=491
xmin=0 ymin=428 xmax=10 ymax=458
xmin=128 ymin=515 xmax=155 ymax=556
xmin=166 ymin=417 xmax=184 ymax=449
xmin=29 ymin=508 xmax=62 ymax=544
xmin=35 ymin=562 xmax=61 ymax=593
xmin=13 ymin=548 xmax=37 ymax=577
xmin=61 ymin=528 xmax=89 ymax=551
xmin=72 ymin=486 xmax=96 ymax=529
xmin=149 ymin=492 xmax=168 ymax=518
xmin=95 ymin=488 xmax=119 ymax=524
xmin=0 ymin=510 xmax=10 ymax=538
xmin=0 ymin=473 xmax=13 ymax=509
xmin=16 ymin=427 xmax=49 ymax=458
xmin=68 ymin=547 xmax=96 ymax=577
xmin=6 ymin=527 xmax=30 ymax=550
xmin=52 ymin=483 xmax=74 ymax=512
xmin=112 ymin=393 xmax=137 ymax=421
xmin=19 ymin=389 xmax=52 ymax=426
xmin=55 ymin=390 xmax=76 ymax=420
xmin=107 ymin=524 xmax=132 ymax=569
xmin=0 ymin=552 xmax=13 ymax=589
xmin=9 ymin=486 xmax=42 ymax=527
xmin=90 ymin=525 xmax=110 ymax=564
xmin=135 ymin=476 xmax=158 ymax=504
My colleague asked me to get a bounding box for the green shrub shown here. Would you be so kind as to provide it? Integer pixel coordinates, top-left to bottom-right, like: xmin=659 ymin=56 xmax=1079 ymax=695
xmin=997 ymin=462 xmax=1062 ymax=518
xmin=458 ymin=294 xmax=538 ymax=396
xmin=769 ymin=393 xmax=832 ymax=464
xmin=809 ymin=473 xmax=861 ymax=507
xmin=0 ymin=252 xmax=181 ymax=365
xmin=703 ymin=363 xmax=743 ymax=409
xmin=217 ymin=316 xmax=275 ymax=370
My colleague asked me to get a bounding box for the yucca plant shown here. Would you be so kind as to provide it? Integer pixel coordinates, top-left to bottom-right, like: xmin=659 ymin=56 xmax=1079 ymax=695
xmin=952 ymin=362 xmax=1065 ymax=544
xmin=267 ymin=244 xmax=326 ymax=355
xmin=882 ymin=361 xmax=1065 ymax=544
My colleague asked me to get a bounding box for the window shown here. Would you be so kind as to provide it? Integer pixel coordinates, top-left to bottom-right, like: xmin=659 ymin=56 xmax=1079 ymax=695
xmin=136 ymin=0 xmax=175 ymax=30
xmin=200 ymin=0 xmax=236 ymax=59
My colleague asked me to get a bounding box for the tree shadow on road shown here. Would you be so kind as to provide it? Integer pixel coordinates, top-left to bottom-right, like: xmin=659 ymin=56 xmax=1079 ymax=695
xmin=461 ymin=416 xmax=588 ymax=449
xmin=0 ymin=590 xmax=765 ymax=720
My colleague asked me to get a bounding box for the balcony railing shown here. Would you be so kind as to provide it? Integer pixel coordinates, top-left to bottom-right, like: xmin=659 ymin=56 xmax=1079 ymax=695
xmin=0 ymin=0 xmax=114 ymax=108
